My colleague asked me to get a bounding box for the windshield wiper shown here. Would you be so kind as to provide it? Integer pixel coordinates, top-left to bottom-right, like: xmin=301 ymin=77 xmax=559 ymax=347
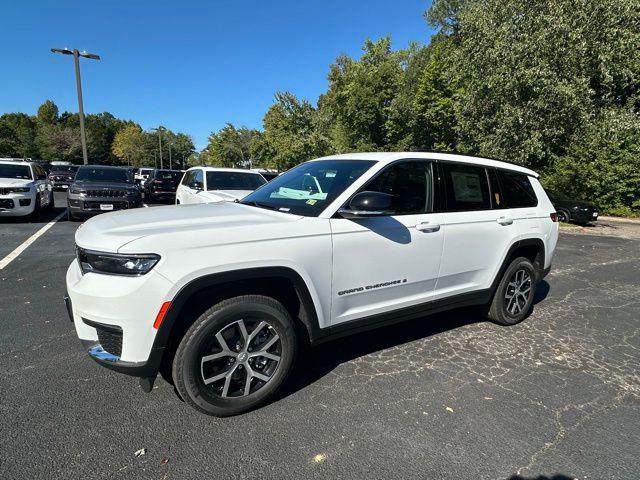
xmin=241 ymin=200 xmax=280 ymax=211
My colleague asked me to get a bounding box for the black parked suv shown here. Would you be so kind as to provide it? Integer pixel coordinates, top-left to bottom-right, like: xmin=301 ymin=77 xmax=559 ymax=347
xmin=548 ymin=191 xmax=598 ymax=224
xmin=67 ymin=166 xmax=142 ymax=221
xmin=142 ymin=169 xmax=183 ymax=203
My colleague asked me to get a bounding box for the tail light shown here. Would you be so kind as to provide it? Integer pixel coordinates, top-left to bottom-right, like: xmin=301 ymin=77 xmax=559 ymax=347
xmin=550 ymin=212 xmax=559 ymax=222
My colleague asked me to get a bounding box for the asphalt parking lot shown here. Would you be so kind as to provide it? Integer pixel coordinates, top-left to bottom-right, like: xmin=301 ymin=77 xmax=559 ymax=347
xmin=1 ymin=192 xmax=638 ymax=480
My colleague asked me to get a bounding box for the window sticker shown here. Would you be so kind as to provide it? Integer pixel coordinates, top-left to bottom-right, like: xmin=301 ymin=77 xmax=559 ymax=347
xmin=451 ymin=171 xmax=483 ymax=202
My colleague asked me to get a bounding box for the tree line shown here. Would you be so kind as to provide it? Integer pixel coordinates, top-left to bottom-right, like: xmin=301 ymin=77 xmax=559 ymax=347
xmin=1 ymin=0 xmax=637 ymax=214
xmin=0 ymin=99 xmax=195 ymax=169
xmin=203 ymin=0 xmax=639 ymax=215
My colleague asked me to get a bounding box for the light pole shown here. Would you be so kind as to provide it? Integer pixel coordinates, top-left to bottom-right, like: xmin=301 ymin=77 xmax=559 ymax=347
xmin=51 ymin=48 xmax=100 ymax=165
xmin=153 ymin=127 xmax=165 ymax=169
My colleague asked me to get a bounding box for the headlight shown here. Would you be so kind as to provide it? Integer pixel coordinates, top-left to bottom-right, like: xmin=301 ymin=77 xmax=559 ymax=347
xmin=8 ymin=187 xmax=30 ymax=193
xmin=70 ymin=188 xmax=86 ymax=196
xmin=76 ymin=247 xmax=160 ymax=276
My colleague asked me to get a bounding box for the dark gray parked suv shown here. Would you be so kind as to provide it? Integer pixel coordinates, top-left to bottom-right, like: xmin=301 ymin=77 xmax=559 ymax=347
xmin=67 ymin=165 xmax=142 ymax=221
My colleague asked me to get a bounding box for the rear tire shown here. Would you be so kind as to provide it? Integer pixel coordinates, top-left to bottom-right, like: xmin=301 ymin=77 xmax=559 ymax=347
xmin=172 ymin=295 xmax=298 ymax=416
xmin=557 ymin=209 xmax=570 ymax=223
xmin=486 ymin=257 xmax=536 ymax=326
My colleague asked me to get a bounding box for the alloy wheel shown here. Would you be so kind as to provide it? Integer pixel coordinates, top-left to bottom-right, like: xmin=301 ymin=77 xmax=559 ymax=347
xmin=504 ymin=268 xmax=532 ymax=316
xmin=200 ymin=318 xmax=281 ymax=398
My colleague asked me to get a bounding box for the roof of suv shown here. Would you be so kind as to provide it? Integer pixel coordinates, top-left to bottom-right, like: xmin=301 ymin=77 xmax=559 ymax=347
xmin=188 ymin=167 xmax=264 ymax=174
xmin=0 ymin=159 xmax=35 ymax=166
xmin=314 ymin=152 xmax=538 ymax=177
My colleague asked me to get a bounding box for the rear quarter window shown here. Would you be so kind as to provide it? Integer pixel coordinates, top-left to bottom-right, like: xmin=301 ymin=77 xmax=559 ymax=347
xmin=497 ymin=170 xmax=538 ymax=208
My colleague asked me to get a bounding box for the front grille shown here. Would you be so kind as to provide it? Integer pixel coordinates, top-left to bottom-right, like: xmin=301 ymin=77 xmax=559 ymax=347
xmin=86 ymin=189 xmax=128 ymax=198
xmin=0 ymin=199 xmax=15 ymax=208
xmin=83 ymin=201 xmax=129 ymax=210
xmin=83 ymin=319 xmax=123 ymax=357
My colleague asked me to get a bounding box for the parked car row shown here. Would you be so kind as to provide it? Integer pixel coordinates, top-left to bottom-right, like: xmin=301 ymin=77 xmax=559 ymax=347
xmin=0 ymin=158 xmax=599 ymax=225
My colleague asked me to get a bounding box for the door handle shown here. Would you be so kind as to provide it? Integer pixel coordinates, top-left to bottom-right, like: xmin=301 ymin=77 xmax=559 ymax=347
xmin=497 ymin=216 xmax=513 ymax=226
xmin=416 ymin=221 xmax=441 ymax=232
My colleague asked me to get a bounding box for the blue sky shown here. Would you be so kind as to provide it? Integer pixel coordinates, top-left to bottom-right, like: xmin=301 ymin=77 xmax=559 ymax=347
xmin=2 ymin=1 xmax=434 ymax=149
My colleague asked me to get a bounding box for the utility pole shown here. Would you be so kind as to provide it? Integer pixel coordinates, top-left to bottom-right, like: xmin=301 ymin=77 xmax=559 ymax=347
xmin=51 ymin=48 xmax=100 ymax=165
xmin=168 ymin=143 xmax=172 ymax=170
xmin=153 ymin=127 xmax=164 ymax=169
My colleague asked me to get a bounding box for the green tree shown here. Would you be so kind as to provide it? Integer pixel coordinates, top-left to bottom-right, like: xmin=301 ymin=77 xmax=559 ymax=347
xmin=205 ymin=123 xmax=261 ymax=168
xmin=543 ymin=108 xmax=640 ymax=216
xmin=112 ymin=124 xmax=150 ymax=167
xmin=260 ymin=92 xmax=332 ymax=171
xmin=36 ymin=100 xmax=59 ymax=125
xmin=428 ymin=0 xmax=640 ymax=170
xmin=85 ymin=113 xmax=127 ymax=164
xmin=320 ymin=37 xmax=405 ymax=152
xmin=0 ymin=113 xmax=38 ymax=158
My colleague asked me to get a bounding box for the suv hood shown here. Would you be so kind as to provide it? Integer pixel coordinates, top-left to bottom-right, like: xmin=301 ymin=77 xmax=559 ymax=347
xmin=75 ymin=201 xmax=302 ymax=253
xmin=0 ymin=178 xmax=33 ymax=188
xmin=203 ymin=190 xmax=254 ymax=202
xmin=73 ymin=181 xmax=135 ymax=190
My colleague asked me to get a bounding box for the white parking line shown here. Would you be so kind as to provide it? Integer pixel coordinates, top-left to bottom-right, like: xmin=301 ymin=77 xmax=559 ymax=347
xmin=143 ymin=203 xmax=149 ymax=208
xmin=0 ymin=210 xmax=66 ymax=270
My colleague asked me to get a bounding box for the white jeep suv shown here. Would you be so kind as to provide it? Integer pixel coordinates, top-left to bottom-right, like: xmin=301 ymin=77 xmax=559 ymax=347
xmin=0 ymin=159 xmax=54 ymax=217
xmin=65 ymin=152 xmax=559 ymax=416
xmin=175 ymin=167 xmax=266 ymax=204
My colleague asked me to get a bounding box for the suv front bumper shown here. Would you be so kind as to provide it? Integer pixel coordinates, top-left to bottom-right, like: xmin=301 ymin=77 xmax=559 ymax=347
xmin=65 ymin=259 xmax=173 ymax=376
xmin=67 ymin=195 xmax=142 ymax=217
xmin=0 ymin=192 xmax=35 ymax=217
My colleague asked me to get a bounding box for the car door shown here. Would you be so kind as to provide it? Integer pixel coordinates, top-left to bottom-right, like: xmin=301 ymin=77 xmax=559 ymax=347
xmin=177 ymin=170 xmax=196 ymax=204
xmin=330 ymin=160 xmax=444 ymax=325
xmin=494 ymin=168 xmax=542 ymax=236
xmin=190 ymin=169 xmax=206 ymax=203
xmin=434 ymin=162 xmax=519 ymax=300
xmin=33 ymin=165 xmax=51 ymax=207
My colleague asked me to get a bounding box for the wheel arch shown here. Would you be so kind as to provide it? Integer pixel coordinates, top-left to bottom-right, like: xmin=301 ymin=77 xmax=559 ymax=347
xmin=490 ymin=238 xmax=545 ymax=294
xmin=149 ymin=266 xmax=322 ymax=378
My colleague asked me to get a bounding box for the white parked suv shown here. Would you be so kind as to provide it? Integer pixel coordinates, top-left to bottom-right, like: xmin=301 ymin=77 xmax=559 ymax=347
xmin=65 ymin=152 xmax=559 ymax=416
xmin=0 ymin=159 xmax=54 ymax=217
xmin=175 ymin=167 xmax=266 ymax=204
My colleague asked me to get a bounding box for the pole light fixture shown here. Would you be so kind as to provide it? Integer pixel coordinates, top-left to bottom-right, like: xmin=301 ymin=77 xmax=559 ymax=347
xmin=152 ymin=127 xmax=165 ymax=169
xmin=51 ymin=47 xmax=101 ymax=165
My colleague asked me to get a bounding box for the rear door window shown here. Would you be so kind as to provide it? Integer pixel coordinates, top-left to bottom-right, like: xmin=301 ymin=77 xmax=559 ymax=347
xmin=497 ymin=170 xmax=538 ymax=208
xmin=440 ymin=162 xmax=491 ymax=211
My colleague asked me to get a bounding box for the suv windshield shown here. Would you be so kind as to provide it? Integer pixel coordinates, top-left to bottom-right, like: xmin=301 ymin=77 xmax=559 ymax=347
xmin=206 ymin=171 xmax=266 ymax=191
xmin=51 ymin=165 xmax=79 ymax=173
xmin=75 ymin=167 xmax=132 ymax=184
xmin=241 ymin=159 xmax=375 ymax=216
xmin=0 ymin=164 xmax=32 ymax=180
xmin=156 ymin=170 xmax=182 ymax=181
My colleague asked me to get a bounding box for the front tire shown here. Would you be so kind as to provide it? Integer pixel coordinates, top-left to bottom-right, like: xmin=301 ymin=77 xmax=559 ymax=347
xmin=66 ymin=207 xmax=77 ymax=222
xmin=172 ymin=295 xmax=298 ymax=416
xmin=486 ymin=257 xmax=536 ymax=326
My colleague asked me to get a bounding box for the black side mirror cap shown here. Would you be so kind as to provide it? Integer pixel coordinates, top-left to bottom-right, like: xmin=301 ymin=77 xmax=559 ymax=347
xmin=338 ymin=191 xmax=395 ymax=218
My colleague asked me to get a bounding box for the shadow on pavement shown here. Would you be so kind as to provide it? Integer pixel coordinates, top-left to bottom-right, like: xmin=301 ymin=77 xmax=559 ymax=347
xmin=281 ymin=280 xmax=552 ymax=400
xmin=508 ymin=475 xmax=574 ymax=480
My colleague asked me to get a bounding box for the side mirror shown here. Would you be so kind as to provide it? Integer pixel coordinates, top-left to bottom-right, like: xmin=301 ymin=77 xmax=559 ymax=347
xmin=191 ymin=181 xmax=203 ymax=191
xmin=338 ymin=191 xmax=395 ymax=218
